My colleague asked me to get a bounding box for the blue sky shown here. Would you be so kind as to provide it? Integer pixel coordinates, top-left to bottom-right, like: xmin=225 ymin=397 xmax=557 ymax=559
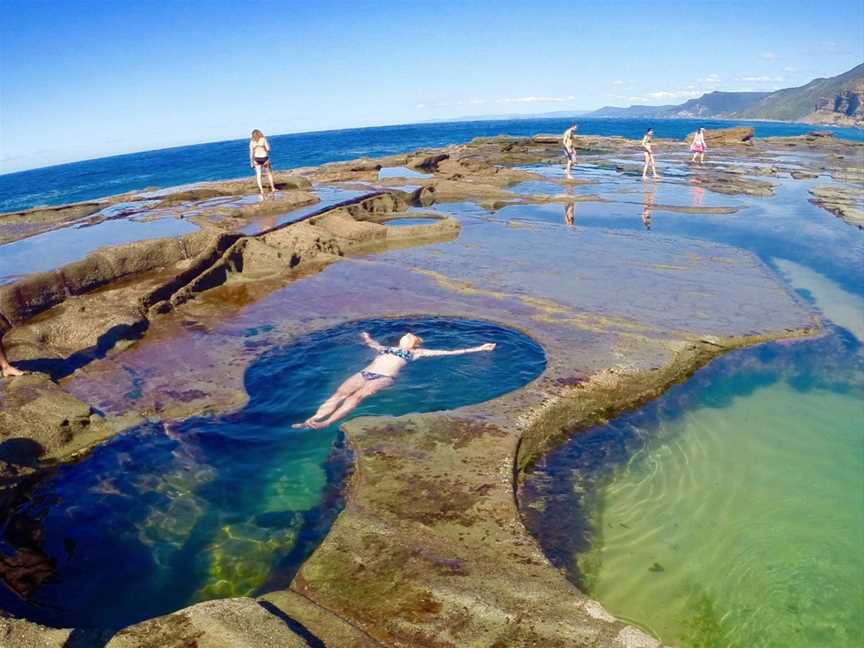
xmin=1 ymin=0 xmax=861 ymax=172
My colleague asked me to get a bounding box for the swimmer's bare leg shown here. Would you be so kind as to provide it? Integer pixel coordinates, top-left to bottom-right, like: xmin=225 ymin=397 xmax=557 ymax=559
xmin=266 ymin=163 xmax=276 ymax=193
xmin=254 ymin=164 xmax=265 ymax=198
xmin=293 ymin=373 xmax=365 ymax=428
xmin=307 ymin=377 xmax=394 ymax=429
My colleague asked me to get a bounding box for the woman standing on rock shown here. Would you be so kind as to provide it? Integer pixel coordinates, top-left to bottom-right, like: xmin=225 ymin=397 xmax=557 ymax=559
xmin=641 ymin=128 xmax=658 ymax=179
xmin=562 ymin=123 xmax=578 ymax=174
xmin=249 ymin=129 xmax=277 ymax=199
xmin=690 ymin=127 xmax=708 ymax=164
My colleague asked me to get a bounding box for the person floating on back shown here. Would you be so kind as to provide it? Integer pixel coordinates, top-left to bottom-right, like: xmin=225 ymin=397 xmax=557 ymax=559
xmin=641 ymin=128 xmax=659 ymax=179
xmin=562 ymin=123 xmax=578 ymax=174
xmin=690 ymin=127 xmax=708 ymax=164
xmin=292 ymin=331 xmax=496 ymax=429
xmin=249 ymin=129 xmax=277 ymax=199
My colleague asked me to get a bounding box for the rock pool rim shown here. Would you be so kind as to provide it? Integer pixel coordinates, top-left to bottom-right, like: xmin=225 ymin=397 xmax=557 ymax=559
xmin=0 ymin=314 xmax=549 ymax=631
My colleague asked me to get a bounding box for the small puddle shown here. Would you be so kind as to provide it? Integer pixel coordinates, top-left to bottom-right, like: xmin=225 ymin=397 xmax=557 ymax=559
xmin=238 ymin=186 xmax=365 ymax=235
xmin=0 ymin=316 xmax=545 ymax=630
xmin=378 ymin=166 xmax=432 ymax=180
xmin=379 ymin=216 xmax=443 ymax=226
xmin=0 ymin=207 xmax=198 ymax=284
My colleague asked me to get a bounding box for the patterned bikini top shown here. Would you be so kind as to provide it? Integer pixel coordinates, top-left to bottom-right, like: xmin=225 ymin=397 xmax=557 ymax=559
xmin=380 ymin=347 xmax=414 ymax=361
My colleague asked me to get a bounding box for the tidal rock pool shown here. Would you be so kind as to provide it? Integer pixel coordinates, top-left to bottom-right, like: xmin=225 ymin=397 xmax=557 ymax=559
xmin=521 ymin=327 xmax=863 ymax=647
xmin=0 ymin=316 xmax=545 ymax=630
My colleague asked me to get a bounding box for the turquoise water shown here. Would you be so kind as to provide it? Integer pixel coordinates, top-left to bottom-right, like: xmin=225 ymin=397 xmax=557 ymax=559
xmin=521 ymin=329 xmax=863 ymax=647
xmin=0 ymin=317 xmax=545 ymax=630
xmin=508 ymin=148 xmax=864 ymax=646
xmin=2 ymin=117 xmax=861 ymax=213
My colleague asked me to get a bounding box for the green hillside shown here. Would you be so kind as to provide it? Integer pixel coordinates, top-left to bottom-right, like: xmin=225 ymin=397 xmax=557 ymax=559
xmin=738 ymin=63 xmax=864 ymax=121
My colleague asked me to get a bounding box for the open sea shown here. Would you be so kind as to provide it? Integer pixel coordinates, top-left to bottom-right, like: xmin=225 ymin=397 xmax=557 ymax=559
xmin=1 ymin=117 xmax=862 ymax=213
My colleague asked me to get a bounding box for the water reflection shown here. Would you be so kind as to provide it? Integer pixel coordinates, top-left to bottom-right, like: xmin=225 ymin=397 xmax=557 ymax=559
xmin=641 ymin=182 xmax=656 ymax=230
xmin=690 ymin=181 xmax=705 ymax=209
xmin=564 ymin=202 xmax=575 ymax=227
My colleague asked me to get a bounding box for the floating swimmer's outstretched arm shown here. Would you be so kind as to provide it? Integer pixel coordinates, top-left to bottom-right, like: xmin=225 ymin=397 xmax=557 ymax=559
xmin=360 ymin=331 xmax=386 ymax=352
xmin=414 ymin=343 xmax=496 ymax=358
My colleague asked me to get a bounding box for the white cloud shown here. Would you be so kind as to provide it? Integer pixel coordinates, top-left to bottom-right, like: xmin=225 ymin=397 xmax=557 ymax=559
xmin=420 ymin=95 xmax=576 ymax=109
xmin=495 ymin=95 xmax=577 ymax=104
xmin=761 ymin=52 xmax=779 ymax=60
xmin=645 ymin=89 xmax=704 ymax=100
xmin=612 ymin=79 xmax=625 ymax=86
xmin=737 ymin=75 xmax=785 ymax=83
xmin=783 ymin=66 xmax=798 ymax=73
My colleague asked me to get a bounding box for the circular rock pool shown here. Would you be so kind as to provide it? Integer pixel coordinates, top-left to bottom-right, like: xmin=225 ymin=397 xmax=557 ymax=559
xmin=0 ymin=316 xmax=545 ymax=630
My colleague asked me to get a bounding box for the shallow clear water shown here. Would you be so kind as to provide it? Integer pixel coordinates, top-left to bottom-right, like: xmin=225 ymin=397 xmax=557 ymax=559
xmin=512 ymin=152 xmax=864 ymax=646
xmin=237 ymin=186 xmax=364 ymax=235
xmin=522 ymin=329 xmax=864 ymax=647
xmin=378 ymin=166 xmax=432 ymax=180
xmin=0 ymin=317 xmax=545 ymax=630
xmin=379 ymin=216 xmax=443 ymax=226
xmin=3 ymin=117 xmax=861 ymax=213
xmin=0 ymin=207 xmax=197 ymax=284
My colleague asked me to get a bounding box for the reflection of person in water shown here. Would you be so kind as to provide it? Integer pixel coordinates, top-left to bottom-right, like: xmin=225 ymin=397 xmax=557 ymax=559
xmin=641 ymin=183 xmax=656 ymax=230
xmin=293 ymin=331 xmax=496 ymax=429
xmin=564 ymin=201 xmax=575 ymax=226
xmin=690 ymin=182 xmax=705 ymax=208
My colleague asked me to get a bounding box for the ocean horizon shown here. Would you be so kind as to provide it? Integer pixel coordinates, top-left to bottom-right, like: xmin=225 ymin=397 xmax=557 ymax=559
xmin=2 ymin=116 xmax=862 ymax=214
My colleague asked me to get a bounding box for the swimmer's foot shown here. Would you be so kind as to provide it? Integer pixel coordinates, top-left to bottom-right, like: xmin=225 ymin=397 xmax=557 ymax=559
xmin=1 ymin=365 xmax=24 ymax=378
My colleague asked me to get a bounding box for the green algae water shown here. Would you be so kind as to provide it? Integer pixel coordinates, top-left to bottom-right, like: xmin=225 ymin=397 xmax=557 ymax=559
xmin=522 ymin=328 xmax=864 ymax=647
xmin=0 ymin=317 xmax=545 ymax=630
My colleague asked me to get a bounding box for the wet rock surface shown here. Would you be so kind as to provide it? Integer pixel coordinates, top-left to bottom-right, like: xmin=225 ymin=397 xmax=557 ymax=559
xmin=809 ymin=184 xmax=864 ymax=228
xmin=103 ymin=598 xmax=311 ymax=648
xmin=0 ymin=131 xmax=855 ymax=645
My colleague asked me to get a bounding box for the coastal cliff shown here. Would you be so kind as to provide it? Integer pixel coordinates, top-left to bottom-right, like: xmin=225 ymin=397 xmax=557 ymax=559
xmin=587 ymin=62 xmax=864 ymax=127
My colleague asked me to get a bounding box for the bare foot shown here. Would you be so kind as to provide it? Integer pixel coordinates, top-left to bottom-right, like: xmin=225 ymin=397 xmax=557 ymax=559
xmin=1 ymin=365 xmax=24 ymax=378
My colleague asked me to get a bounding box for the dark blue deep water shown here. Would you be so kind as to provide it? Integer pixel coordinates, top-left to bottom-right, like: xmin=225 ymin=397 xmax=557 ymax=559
xmin=2 ymin=117 xmax=861 ymax=213
xmin=0 ymin=317 xmax=545 ymax=630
